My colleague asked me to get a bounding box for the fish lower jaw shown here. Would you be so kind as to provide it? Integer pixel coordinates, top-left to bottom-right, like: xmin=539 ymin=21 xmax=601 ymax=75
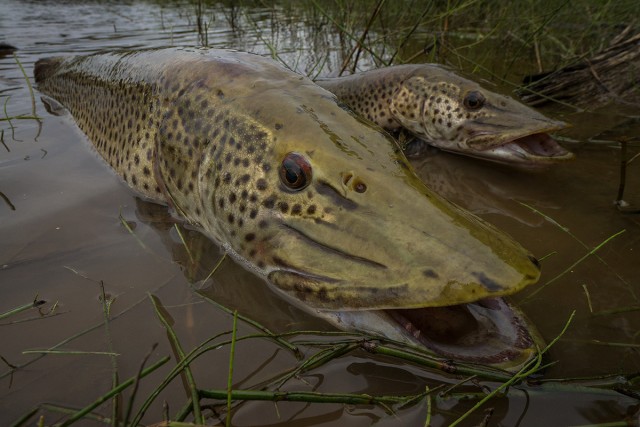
xmin=321 ymin=297 xmax=541 ymax=371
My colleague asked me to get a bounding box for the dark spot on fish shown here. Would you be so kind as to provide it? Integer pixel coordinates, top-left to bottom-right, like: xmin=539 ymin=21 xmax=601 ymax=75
xmin=256 ymin=178 xmax=268 ymax=191
xmin=423 ymin=269 xmax=439 ymax=279
xmin=275 ymin=123 xmax=283 ymax=130
xmin=278 ymin=201 xmax=289 ymax=213
xmin=217 ymin=89 xmax=225 ymax=98
xmin=291 ymin=204 xmax=302 ymax=215
xmin=528 ymin=255 xmax=541 ymax=269
xmin=245 ymin=233 xmax=256 ymax=242
xmin=472 ymin=272 xmax=502 ymax=292
xmin=223 ymin=173 xmax=232 ymax=184
xmin=307 ymin=205 xmax=317 ymax=215
xmin=249 ymin=209 xmax=258 ymax=219
xmin=263 ymin=195 xmax=277 ymax=209
xmin=229 ymin=193 xmax=237 ymax=204
xmin=227 ymin=213 xmax=235 ymax=224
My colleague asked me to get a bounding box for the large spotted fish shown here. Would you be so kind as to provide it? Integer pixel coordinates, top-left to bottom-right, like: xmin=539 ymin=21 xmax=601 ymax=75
xmin=316 ymin=64 xmax=573 ymax=165
xmin=35 ymin=48 xmax=541 ymax=369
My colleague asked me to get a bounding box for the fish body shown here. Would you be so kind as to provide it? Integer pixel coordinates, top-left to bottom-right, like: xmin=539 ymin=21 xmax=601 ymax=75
xmin=316 ymin=64 xmax=573 ymax=165
xmin=35 ymin=48 xmax=541 ymax=368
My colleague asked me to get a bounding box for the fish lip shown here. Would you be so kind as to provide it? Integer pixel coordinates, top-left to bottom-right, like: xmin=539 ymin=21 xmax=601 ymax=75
xmin=464 ymin=122 xmax=574 ymax=164
xmin=383 ymin=297 xmax=539 ymax=367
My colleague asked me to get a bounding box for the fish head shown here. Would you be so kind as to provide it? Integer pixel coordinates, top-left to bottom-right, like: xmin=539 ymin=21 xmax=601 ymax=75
xmin=207 ymin=74 xmax=542 ymax=311
xmin=388 ymin=66 xmax=573 ymax=165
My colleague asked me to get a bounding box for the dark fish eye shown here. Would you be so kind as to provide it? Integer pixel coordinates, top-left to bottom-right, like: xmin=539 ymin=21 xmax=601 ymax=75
xmin=463 ymin=91 xmax=485 ymax=110
xmin=279 ymin=152 xmax=312 ymax=190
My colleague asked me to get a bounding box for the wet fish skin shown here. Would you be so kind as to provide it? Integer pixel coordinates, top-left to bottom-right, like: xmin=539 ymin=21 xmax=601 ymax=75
xmin=34 ymin=48 xmax=540 ymax=311
xmin=316 ymin=64 xmax=573 ymax=165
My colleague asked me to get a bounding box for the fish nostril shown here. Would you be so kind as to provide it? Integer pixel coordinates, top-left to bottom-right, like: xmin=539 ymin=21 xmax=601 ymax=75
xmin=528 ymin=255 xmax=541 ymax=270
xmin=342 ymin=172 xmax=353 ymax=186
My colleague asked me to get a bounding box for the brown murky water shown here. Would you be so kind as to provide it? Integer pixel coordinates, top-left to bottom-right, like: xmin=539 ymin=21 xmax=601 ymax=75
xmin=1 ymin=1 xmax=639 ymax=426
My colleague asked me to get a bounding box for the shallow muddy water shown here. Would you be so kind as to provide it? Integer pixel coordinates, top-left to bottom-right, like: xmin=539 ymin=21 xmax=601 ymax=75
xmin=1 ymin=1 xmax=639 ymax=426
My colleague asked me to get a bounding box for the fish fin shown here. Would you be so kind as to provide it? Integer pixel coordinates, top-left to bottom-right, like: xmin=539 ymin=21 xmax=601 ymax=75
xmin=34 ymin=57 xmax=64 ymax=83
xmin=40 ymin=95 xmax=67 ymax=116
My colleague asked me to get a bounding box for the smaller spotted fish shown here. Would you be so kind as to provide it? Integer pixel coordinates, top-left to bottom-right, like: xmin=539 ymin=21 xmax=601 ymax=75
xmin=35 ymin=48 xmax=542 ymax=368
xmin=316 ymin=64 xmax=573 ymax=165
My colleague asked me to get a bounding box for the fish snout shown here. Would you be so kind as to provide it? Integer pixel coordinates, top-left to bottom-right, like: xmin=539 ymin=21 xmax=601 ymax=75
xmin=265 ymin=171 xmax=541 ymax=311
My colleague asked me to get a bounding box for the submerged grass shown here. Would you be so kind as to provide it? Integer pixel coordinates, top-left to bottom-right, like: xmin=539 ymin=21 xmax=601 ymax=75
xmin=14 ymin=278 xmax=625 ymax=426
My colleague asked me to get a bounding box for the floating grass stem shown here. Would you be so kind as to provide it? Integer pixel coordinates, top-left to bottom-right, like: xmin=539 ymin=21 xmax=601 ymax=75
xmin=226 ymin=310 xmax=238 ymax=427
xmin=22 ymin=350 xmax=120 ymax=356
xmin=423 ymin=385 xmax=432 ymax=427
xmin=0 ymin=296 xmax=46 ymax=320
xmin=13 ymin=53 xmax=38 ymax=119
xmin=199 ymin=388 xmax=413 ymax=407
xmin=57 ymin=356 xmax=170 ymax=427
xmin=99 ymin=281 xmax=120 ymax=427
xmin=8 ymin=406 xmax=38 ymax=427
xmin=202 ymin=253 xmax=226 ymax=283
xmin=525 ymin=229 xmax=626 ymax=301
xmin=123 ymin=343 xmax=158 ymax=427
xmin=119 ymin=209 xmax=150 ymax=252
xmin=174 ymin=224 xmax=195 ymax=264
xmin=363 ymin=342 xmax=512 ymax=383
xmin=149 ymin=294 xmax=204 ymax=424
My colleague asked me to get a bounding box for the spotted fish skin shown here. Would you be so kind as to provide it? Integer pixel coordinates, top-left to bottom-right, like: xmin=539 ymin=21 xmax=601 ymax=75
xmin=35 ymin=48 xmax=541 ymax=312
xmin=316 ymin=64 xmax=573 ymax=165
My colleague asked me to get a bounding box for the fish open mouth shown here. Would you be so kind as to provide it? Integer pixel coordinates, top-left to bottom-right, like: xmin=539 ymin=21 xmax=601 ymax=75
xmin=466 ymin=130 xmax=574 ymax=165
xmin=503 ymin=131 xmax=574 ymax=160
xmin=385 ymin=297 xmax=540 ymax=370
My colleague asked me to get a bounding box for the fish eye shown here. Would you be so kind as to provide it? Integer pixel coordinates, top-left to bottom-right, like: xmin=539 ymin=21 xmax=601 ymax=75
xmin=279 ymin=152 xmax=312 ymax=190
xmin=463 ymin=91 xmax=485 ymax=110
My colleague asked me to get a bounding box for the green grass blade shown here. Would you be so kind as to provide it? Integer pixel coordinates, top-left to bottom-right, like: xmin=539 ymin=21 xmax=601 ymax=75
xmin=58 ymin=356 xmax=170 ymax=426
xmin=226 ymin=310 xmax=238 ymax=427
xmin=149 ymin=294 xmax=204 ymax=424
